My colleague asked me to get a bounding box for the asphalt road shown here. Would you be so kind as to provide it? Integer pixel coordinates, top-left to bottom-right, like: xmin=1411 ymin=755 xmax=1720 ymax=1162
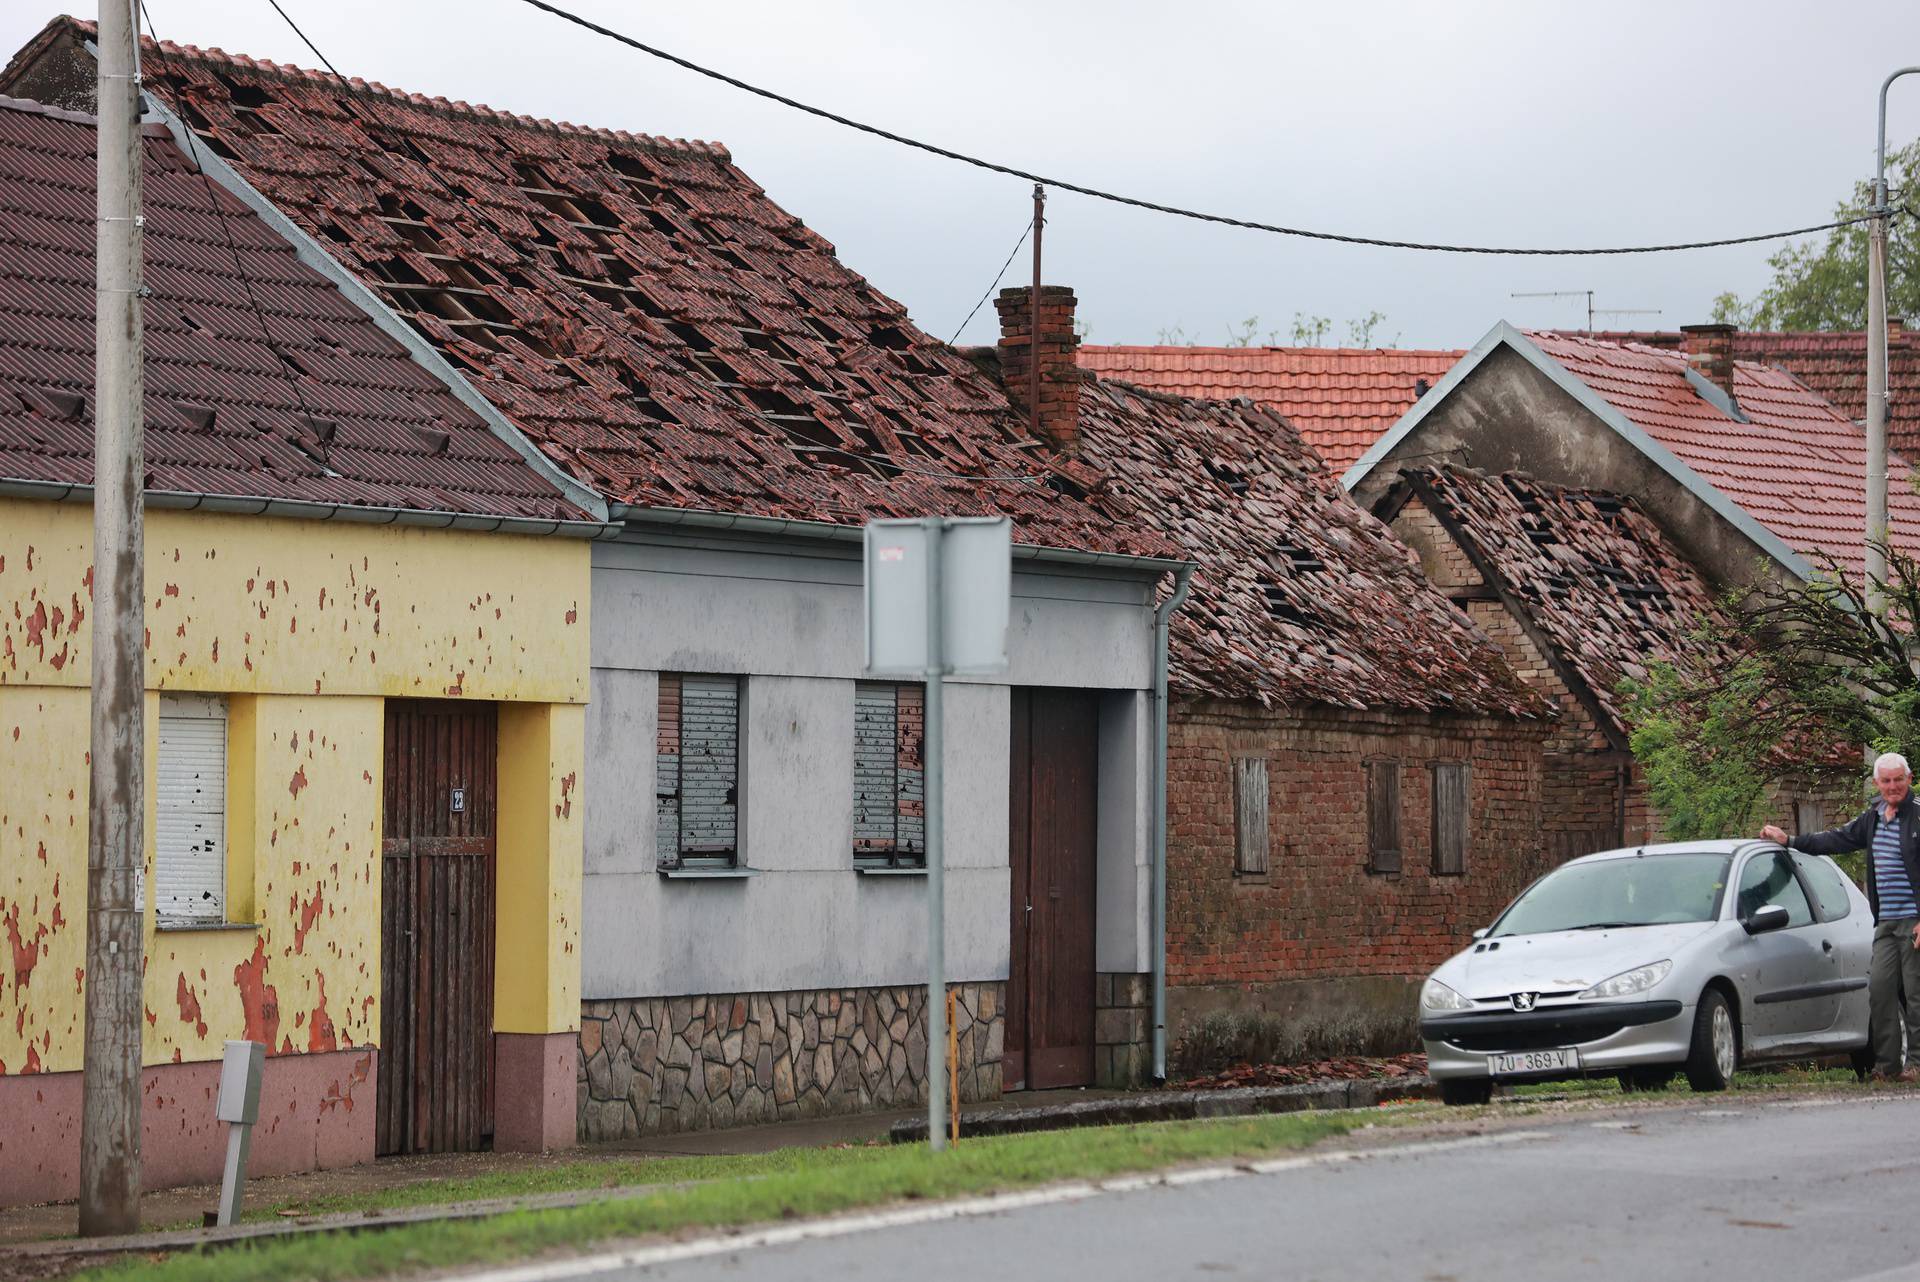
xmin=465 ymin=1094 xmax=1920 ymax=1282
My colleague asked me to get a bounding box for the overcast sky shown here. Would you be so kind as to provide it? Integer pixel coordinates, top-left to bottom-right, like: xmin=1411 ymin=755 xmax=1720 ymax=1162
xmin=7 ymin=1 xmax=1920 ymax=350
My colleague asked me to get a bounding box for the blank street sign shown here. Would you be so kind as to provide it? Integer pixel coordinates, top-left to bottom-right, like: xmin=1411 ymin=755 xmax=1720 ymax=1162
xmin=864 ymin=517 xmax=1010 ymax=676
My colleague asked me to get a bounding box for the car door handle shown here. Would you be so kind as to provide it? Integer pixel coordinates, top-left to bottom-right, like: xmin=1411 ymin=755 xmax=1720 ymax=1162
xmin=1822 ymin=939 xmax=1835 ymax=953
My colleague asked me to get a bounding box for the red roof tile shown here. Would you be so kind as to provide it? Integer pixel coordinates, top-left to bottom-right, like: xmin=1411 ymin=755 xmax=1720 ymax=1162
xmin=1064 ymin=375 xmax=1543 ymax=716
xmin=1076 ymin=345 xmax=1462 ymax=471
xmin=1407 ymin=465 xmax=1732 ymax=732
xmin=8 ymin=20 xmax=1170 ymax=560
xmin=0 ymin=94 xmax=589 ymax=523
xmin=1580 ymin=327 xmax=1920 ymax=464
xmin=1525 ymin=331 xmax=1920 ymax=577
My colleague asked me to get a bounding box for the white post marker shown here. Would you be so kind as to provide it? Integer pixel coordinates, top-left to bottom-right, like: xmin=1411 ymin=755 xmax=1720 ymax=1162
xmin=865 ymin=517 xmax=1011 ymax=1151
xmin=214 ymin=1039 xmax=265 ymax=1227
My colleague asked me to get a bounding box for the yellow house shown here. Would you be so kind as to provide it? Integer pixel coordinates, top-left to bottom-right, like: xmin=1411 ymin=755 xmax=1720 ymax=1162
xmin=0 ymin=97 xmax=608 ymax=1205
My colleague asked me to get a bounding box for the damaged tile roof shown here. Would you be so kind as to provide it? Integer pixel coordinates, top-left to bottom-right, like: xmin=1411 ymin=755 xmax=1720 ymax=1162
xmin=1404 ymin=464 xmax=1733 ymax=732
xmin=2 ymin=19 xmax=1171 ymax=559
xmin=1526 ymin=331 xmax=1920 ymax=576
xmin=1581 ymin=327 xmax=1920 ymax=464
xmin=0 ymin=93 xmax=590 ymax=524
xmin=1076 ymin=345 xmax=1461 ymax=472
xmin=1060 ymin=373 xmax=1544 ymax=716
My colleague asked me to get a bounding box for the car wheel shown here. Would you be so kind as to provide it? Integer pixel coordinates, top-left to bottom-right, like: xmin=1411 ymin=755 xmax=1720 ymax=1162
xmin=1618 ymin=1066 xmax=1677 ymax=1093
xmin=1684 ymin=989 xmax=1738 ymax=1092
xmin=1439 ymin=1078 xmax=1493 ymax=1106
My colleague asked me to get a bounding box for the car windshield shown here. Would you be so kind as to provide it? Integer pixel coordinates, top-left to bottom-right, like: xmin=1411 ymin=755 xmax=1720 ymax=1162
xmin=1489 ymin=853 xmax=1730 ymax=937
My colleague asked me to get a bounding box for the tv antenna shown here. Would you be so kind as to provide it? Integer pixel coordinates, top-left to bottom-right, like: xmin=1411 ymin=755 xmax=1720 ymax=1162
xmin=1511 ymin=290 xmax=1661 ymax=335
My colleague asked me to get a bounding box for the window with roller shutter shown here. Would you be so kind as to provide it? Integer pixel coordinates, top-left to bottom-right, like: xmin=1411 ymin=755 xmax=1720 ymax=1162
xmin=656 ymin=674 xmax=741 ymax=868
xmin=156 ymin=692 xmax=227 ymax=921
xmin=853 ymin=682 xmax=925 ymax=868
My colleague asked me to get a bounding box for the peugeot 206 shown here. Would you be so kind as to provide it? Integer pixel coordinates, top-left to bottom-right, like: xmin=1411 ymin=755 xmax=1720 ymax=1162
xmin=1420 ymin=841 xmax=1872 ymax=1104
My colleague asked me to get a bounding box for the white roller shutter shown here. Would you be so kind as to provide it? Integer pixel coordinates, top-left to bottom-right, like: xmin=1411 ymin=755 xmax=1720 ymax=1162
xmin=156 ymin=693 xmax=226 ymax=921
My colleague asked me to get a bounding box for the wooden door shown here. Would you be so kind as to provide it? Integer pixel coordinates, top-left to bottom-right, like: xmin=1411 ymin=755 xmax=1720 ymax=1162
xmin=379 ymin=700 xmax=497 ymax=1155
xmin=1007 ymin=688 xmax=1099 ymax=1090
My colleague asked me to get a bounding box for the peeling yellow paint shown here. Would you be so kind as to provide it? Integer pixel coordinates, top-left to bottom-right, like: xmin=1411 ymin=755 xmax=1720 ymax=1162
xmin=0 ymin=501 xmax=590 ymax=1077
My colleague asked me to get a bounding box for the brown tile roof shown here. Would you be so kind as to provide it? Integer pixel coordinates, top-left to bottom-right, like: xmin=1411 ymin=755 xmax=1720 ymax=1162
xmin=1062 ymin=375 xmax=1543 ymax=716
xmin=9 ymin=19 xmax=1170 ymax=559
xmin=0 ymin=93 xmax=590 ymax=523
xmin=1580 ymin=327 xmax=1920 ymax=462
xmin=1403 ymin=464 xmax=1732 ymax=732
xmin=1525 ymin=331 xmax=1920 ymax=577
xmin=1075 ymin=345 xmax=1461 ymax=472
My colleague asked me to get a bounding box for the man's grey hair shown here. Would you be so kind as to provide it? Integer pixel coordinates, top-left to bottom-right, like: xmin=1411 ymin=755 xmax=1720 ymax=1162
xmin=1874 ymin=751 xmax=1912 ymax=778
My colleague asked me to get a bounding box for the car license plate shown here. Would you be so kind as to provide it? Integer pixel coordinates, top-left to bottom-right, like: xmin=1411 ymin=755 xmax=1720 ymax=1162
xmin=1488 ymin=1048 xmax=1577 ymax=1076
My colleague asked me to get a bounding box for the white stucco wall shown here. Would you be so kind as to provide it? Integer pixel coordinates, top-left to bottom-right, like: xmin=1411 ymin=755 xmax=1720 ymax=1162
xmin=582 ymin=528 xmax=1160 ymax=999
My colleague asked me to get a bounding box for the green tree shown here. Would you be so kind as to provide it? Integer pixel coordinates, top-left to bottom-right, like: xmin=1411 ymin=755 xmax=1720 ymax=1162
xmin=1623 ymin=544 xmax=1920 ymax=839
xmin=1712 ymin=138 xmax=1920 ymax=329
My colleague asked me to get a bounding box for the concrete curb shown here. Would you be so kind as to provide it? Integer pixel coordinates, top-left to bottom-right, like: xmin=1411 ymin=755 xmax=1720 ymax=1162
xmin=888 ymin=1076 xmax=1438 ymax=1143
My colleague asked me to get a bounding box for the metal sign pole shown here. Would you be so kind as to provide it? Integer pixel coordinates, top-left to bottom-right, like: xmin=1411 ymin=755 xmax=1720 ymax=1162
xmin=922 ymin=517 xmax=948 ymax=1152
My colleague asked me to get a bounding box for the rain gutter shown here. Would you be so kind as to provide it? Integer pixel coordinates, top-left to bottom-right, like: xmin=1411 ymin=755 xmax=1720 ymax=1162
xmin=609 ymin=503 xmax=1193 ymax=574
xmin=0 ymin=478 xmax=620 ymax=538
xmin=1150 ymin=564 xmax=1195 ymax=1083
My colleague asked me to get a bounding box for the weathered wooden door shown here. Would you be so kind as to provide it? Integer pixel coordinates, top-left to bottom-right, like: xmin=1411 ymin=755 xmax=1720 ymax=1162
xmin=379 ymin=700 xmax=497 ymax=1154
xmin=1007 ymin=688 xmax=1099 ymax=1090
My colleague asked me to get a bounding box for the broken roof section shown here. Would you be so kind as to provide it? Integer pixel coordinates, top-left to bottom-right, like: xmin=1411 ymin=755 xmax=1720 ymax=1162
xmin=1076 ymin=345 xmax=1461 ymax=472
xmin=0 ymin=93 xmax=595 ymax=528
xmin=1064 ymin=375 xmax=1543 ymax=716
xmin=1401 ymin=464 xmax=1732 ymax=735
xmin=2 ymin=19 xmax=1173 ymax=560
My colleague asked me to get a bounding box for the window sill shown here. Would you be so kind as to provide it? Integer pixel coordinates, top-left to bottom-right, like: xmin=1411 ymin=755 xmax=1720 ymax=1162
xmin=856 ymin=865 xmax=928 ymax=877
xmin=155 ymin=919 xmax=260 ymax=934
xmin=657 ymin=866 xmax=758 ymax=880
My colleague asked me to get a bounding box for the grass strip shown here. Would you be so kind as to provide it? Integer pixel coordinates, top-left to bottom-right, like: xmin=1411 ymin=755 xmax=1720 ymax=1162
xmin=81 ymin=1111 xmax=1368 ymax=1282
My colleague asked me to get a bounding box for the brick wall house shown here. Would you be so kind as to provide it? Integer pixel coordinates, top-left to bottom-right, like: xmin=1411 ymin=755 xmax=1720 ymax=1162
xmin=988 ymin=290 xmax=1555 ymax=1060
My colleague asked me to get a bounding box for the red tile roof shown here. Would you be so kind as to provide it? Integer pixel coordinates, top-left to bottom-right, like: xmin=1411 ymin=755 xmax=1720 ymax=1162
xmin=1581 ymin=327 xmax=1920 ymax=462
xmin=1405 ymin=465 xmax=1732 ymax=733
xmin=6 ymin=20 xmax=1170 ymax=560
xmin=1075 ymin=345 xmax=1462 ymax=472
xmin=1064 ymin=374 xmax=1543 ymax=716
xmin=0 ymin=94 xmax=590 ymax=523
xmin=1524 ymin=331 xmax=1920 ymax=576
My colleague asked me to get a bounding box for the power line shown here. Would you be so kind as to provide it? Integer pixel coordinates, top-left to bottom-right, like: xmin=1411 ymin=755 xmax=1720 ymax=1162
xmin=947 ymin=216 xmax=1032 ymax=345
xmin=515 ymin=0 xmax=1907 ymax=258
xmin=263 ymin=0 xmax=343 ymax=77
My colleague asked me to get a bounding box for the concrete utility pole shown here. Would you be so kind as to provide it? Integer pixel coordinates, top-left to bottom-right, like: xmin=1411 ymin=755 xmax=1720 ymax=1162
xmin=1868 ymin=68 xmax=1920 ymax=612
xmin=80 ymin=0 xmax=147 ymax=1237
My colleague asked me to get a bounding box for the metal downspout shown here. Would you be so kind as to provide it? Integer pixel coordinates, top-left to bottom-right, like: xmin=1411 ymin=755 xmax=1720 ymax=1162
xmin=1151 ymin=565 xmax=1194 ymax=1082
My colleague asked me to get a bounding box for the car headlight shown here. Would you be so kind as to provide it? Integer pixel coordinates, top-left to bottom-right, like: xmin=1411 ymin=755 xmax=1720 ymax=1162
xmin=1577 ymin=960 xmax=1672 ymax=1000
xmin=1421 ymin=978 xmax=1475 ymax=1012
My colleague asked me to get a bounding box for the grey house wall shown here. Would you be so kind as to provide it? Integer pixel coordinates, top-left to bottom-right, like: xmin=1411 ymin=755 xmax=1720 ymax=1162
xmin=577 ymin=525 xmax=1159 ymax=1133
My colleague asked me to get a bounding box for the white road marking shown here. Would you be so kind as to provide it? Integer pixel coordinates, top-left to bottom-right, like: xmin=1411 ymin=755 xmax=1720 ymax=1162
xmin=449 ymin=1130 xmax=1554 ymax=1282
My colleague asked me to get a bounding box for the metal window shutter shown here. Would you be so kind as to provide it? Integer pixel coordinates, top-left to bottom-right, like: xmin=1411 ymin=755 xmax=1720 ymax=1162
xmin=853 ymin=683 xmax=898 ymax=851
xmin=656 ymin=674 xmax=682 ymax=869
xmin=156 ymin=694 xmax=226 ymax=921
xmin=894 ymin=685 xmax=923 ymax=856
xmin=1234 ymin=757 xmax=1269 ymax=875
xmin=677 ymin=676 xmax=738 ymax=854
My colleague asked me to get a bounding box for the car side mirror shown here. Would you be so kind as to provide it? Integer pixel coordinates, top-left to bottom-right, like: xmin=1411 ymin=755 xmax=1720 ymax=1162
xmin=1742 ymin=904 xmax=1791 ymax=935
xmin=1471 ymin=928 xmax=1488 ymax=941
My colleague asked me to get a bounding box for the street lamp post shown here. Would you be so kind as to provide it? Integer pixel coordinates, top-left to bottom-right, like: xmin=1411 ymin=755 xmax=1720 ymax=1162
xmin=1867 ymin=67 xmax=1920 ymax=611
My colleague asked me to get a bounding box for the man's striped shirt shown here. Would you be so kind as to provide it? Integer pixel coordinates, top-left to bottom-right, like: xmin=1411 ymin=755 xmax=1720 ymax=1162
xmin=1873 ymin=811 xmax=1919 ymax=921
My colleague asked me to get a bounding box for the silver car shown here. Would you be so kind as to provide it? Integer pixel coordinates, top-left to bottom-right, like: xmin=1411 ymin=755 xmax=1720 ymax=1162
xmin=1420 ymin=840 xmax=1872 ymax=1105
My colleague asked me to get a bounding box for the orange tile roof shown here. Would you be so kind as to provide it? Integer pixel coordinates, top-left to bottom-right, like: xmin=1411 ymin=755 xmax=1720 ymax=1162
xmin=1524 ymin=331 xmax=1920 ymax=577
xmin=1076 ymin=345 xmax=1461 ymax=471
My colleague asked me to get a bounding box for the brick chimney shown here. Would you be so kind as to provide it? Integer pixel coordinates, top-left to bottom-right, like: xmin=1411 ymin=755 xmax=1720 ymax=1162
xmin=996 ymin=285 xmax=1083 ymax=455
xmin=1680 ymin=322 xmax=1737 ymax=400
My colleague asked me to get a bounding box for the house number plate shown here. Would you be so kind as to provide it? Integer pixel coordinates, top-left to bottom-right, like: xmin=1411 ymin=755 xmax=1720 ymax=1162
xmin=450 ymin=787 xmax=465 ymax=814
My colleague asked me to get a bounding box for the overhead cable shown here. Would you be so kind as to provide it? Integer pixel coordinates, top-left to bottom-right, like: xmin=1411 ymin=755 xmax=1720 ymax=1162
xmin=516 ymin=0 xmax=1904 ymax=257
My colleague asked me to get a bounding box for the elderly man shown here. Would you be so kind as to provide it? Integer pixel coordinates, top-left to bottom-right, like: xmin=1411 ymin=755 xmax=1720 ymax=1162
xmin=1762 ymin=752 xmax=1920 ymax=1081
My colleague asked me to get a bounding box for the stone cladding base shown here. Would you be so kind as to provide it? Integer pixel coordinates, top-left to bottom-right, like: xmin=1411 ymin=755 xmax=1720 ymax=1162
xmin=578 ymin=982 xmax=1005 ymax=1139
